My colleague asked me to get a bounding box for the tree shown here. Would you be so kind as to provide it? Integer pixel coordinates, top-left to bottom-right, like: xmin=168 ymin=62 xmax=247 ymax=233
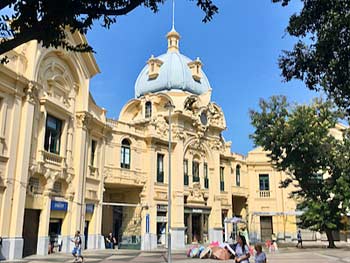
xmin=250 ymin=96 xmax=350 ymax=248
xmin=272 ymin=0 xmax=350 ymax=113
xmin=0 ymin=0 xmax=218 ymax=59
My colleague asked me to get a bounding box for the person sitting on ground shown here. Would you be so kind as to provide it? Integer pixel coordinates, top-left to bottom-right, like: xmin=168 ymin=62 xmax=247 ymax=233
xmin=106 ymin=232 xmax=117 ymax=249
xmin=234 ymin=234 xmax=250 ymax=263
xmin=254 ymin=244 xmax=267 ymax=263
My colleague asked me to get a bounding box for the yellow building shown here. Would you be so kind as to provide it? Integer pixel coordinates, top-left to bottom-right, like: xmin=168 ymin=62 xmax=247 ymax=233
xmin=0 ymin=27 xmax=329 ymax=260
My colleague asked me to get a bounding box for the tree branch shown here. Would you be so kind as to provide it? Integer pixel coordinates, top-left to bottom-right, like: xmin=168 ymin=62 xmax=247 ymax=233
xmin=0 ymin=0 xmax=16 ymax=11
xmin=81 ymin=0 xmax=144 ymax=16
xmin=0 ymin=30 xmax=39 ymax=56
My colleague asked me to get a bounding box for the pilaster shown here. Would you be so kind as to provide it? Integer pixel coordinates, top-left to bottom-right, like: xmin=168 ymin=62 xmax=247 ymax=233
xmin=36 ymin=195 xmax=51 ymax=255
xmin=0 ymin=95 xmax=21 ymax=238
xmin=8 ymin=82 xmax=37 ymax=259
xmin=208 ymin=151 xmax=223 ymax=243
xmin=69 ymin=112 xmax=90 ymax=236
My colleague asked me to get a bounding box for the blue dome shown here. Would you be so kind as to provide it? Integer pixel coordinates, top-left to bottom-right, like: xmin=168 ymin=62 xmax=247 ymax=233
xmin=135 ymin=51 xmax=211 ymax=98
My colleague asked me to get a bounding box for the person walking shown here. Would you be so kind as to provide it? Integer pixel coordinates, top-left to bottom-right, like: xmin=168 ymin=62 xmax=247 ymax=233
xmin=49 ymin=232 xmax=56 ymax=254
xmin=271 ymin=233 xmax=278 ymax=252
xmin=234 ymin=234 xmax=250 ymax=263
xmin=254 ymin=244 xmax=267 ymax=263
xmin=296 ymin=230 xmax=303 ymax=248
xmin=71 ymin=230 xmax=84 ymax=262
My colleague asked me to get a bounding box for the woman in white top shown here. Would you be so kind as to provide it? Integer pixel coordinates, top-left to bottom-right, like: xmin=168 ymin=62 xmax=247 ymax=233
xmin=234 ymin=234 xmax=250 ymax=263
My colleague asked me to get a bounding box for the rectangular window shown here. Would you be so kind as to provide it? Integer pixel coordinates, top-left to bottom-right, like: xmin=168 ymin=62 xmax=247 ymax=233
xmin=236 ymin=166 xmax=241 ymax=187
xmin=220 ymin=167 xmax=225 ymax=191
xmin=192 ymin=161 xmax=199 ymax=183
xmin=0 ymin=97 xmax=3 ymax=136
xmin=44 ymin=114 xmax=62 ymax=154
xmin=120 ymin=143 xmax=130 ymax=169
xmin=204 ymin=162 xmax=209 ymax=189
xmin=145 ymin=102 xmax=152 ymax=118
xmin=259 ymin=174 xmax=270 ymax=191
xmin=184 ymin=159 xmax=189 ymax=186
xmin=91 ymin=140 xmax=97 ymax=166
xmin=53 ymin=181 xmax=62 ymax=194
xmin=157 ymin=154 xmax=164 ymax=183
xmin=28 ymin=177 xmax=40 ymax=193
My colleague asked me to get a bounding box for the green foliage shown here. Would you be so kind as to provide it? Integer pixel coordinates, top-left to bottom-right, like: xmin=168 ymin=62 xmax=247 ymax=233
xmin=250 ymin=96 xmax=350 ymax=247
xmin=272 ymin=0 xmax=350 ymax=113
xmin=0 ymin=0 xmax=218 ymax=57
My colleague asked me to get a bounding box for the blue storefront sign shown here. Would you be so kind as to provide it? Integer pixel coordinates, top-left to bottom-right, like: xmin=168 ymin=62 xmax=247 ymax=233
xmin=51 ymin=200 xmax=68 ymax=211
xmin=85 ymin=204 xmax=95 ymax=214
xmin=146 ymin=214 xmax=150 ymax=233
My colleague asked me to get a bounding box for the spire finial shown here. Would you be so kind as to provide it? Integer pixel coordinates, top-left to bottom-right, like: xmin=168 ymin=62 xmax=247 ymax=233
xmin=166 ymin=0 xmax=180 ymax=52
xmin=172 ymin=0 xmax=175 ymax=31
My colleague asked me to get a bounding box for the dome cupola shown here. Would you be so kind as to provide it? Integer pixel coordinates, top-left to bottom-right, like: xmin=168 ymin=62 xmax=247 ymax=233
xmin=134 ymin=28 xmax=211 ymax=98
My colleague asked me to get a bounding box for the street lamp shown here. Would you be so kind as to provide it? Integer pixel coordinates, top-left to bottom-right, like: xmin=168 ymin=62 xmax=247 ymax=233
xmin=165 ymin=101 xmax=175 ymax=263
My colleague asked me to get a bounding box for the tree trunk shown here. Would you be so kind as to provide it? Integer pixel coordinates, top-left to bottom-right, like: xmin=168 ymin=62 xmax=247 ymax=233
xmin=325 ymin=229 xmax=336 ymax=248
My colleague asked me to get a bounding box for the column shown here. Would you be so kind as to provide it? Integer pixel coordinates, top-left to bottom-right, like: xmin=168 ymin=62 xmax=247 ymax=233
xmin=208 ymin=151 xmax=223 ymax=243
xmin=88 ymin=137 xmax=106 ymax=249
xmin=187 ymin=214 xmax=192 ymax=244
xmin=0 ymin=95 xmax=21 ymax=260
xmin=200 ymin=214 xmax=204 ymax=243
xmin=170 ymin=135 xmax=185 ymax=249
xmin=8 ymin=83 xmax=36 ymax=259
xmin=141 ymin=146 xmax=157 ymax=250
xmin=36 ymin=195 xmax=51 ymax=255
xmin=67 ymin=112 xmax=89 ymax=251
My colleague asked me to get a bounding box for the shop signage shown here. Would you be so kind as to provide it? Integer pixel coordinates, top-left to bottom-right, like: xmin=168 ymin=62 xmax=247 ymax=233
xmin=146 ymin=214 xmax=150 ymax=233
xmin=184 ymin=207 xmax=211 ymax=214
xmin=51 ymin=200 xmax=68 ymax=211
xmin=86 ymin=204 xmax=94 ymax=214
xmin=157 ymin=205 xmax=167 ymax=212
xmin=156 ymin=216 xmax=167 ymax=222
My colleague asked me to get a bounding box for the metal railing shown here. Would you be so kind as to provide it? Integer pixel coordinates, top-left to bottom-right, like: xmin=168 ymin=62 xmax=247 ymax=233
xmin=259 ymin=190 xmax=271 ymax=198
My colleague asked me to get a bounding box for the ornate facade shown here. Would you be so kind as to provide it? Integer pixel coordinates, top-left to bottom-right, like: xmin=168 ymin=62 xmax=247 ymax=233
xmin=1 ymin=28 xmax=339 ymax=260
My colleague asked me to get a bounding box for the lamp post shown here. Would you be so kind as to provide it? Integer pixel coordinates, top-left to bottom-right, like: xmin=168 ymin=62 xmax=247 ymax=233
xmin=165 ymin=101 xmax=175 ymax=263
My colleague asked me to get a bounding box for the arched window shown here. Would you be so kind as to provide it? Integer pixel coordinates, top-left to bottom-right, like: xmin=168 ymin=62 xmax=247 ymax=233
xmin=236 ymin=165 xmax=241 ymax=187
xmin=145 ymin=101 xmax=152 ymax=118
xmin=121 ymin=139 xmax=131 ymax=169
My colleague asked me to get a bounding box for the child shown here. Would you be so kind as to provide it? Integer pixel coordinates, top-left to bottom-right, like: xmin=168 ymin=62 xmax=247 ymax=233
xmin=254 ymin=244 xmax=266 ymax=263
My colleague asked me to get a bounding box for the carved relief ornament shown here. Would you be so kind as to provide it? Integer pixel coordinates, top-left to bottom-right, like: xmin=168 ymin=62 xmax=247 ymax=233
xmin=151 ymin=115 xmax=168 ymax=137
xmin=187 ymin=182 xmax=205 ymax=204
xmin=76 ymin=112 xmax=92 ymax=129
xmin=24 ymin=82 xmax=38 ymax=104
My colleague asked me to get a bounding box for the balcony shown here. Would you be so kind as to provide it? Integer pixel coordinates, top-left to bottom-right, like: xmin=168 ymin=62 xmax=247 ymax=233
xmin=258 ymin=190 xmax=271 ymax=198
xmin=40 ymin=150 xmax=65 ymax=167
xmin=232 ymin=186 xmax=249 ymax=198
xmin=104 ymin=166 xmax=146 ymax=187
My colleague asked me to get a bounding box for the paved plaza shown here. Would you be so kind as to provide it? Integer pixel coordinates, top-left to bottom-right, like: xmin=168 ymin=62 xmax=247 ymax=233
xmin=4 ymin=243 xmax=350 ymax=263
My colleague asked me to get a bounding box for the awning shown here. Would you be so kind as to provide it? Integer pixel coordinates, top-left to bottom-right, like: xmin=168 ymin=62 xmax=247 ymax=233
xmin=224 ymin=216 xmax=246 ymax=224
xmin=251 ymin=211 xmax=303 ymax=216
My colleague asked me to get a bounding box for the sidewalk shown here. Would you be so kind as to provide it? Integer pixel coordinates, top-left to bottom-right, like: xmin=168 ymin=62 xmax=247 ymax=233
xmin=2 ymin=242 xmax=350 ymax=263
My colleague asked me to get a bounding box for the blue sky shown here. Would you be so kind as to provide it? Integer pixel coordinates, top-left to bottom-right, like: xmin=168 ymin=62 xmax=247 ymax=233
xmin=87 ymin=0 xmax=319 ymax=155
